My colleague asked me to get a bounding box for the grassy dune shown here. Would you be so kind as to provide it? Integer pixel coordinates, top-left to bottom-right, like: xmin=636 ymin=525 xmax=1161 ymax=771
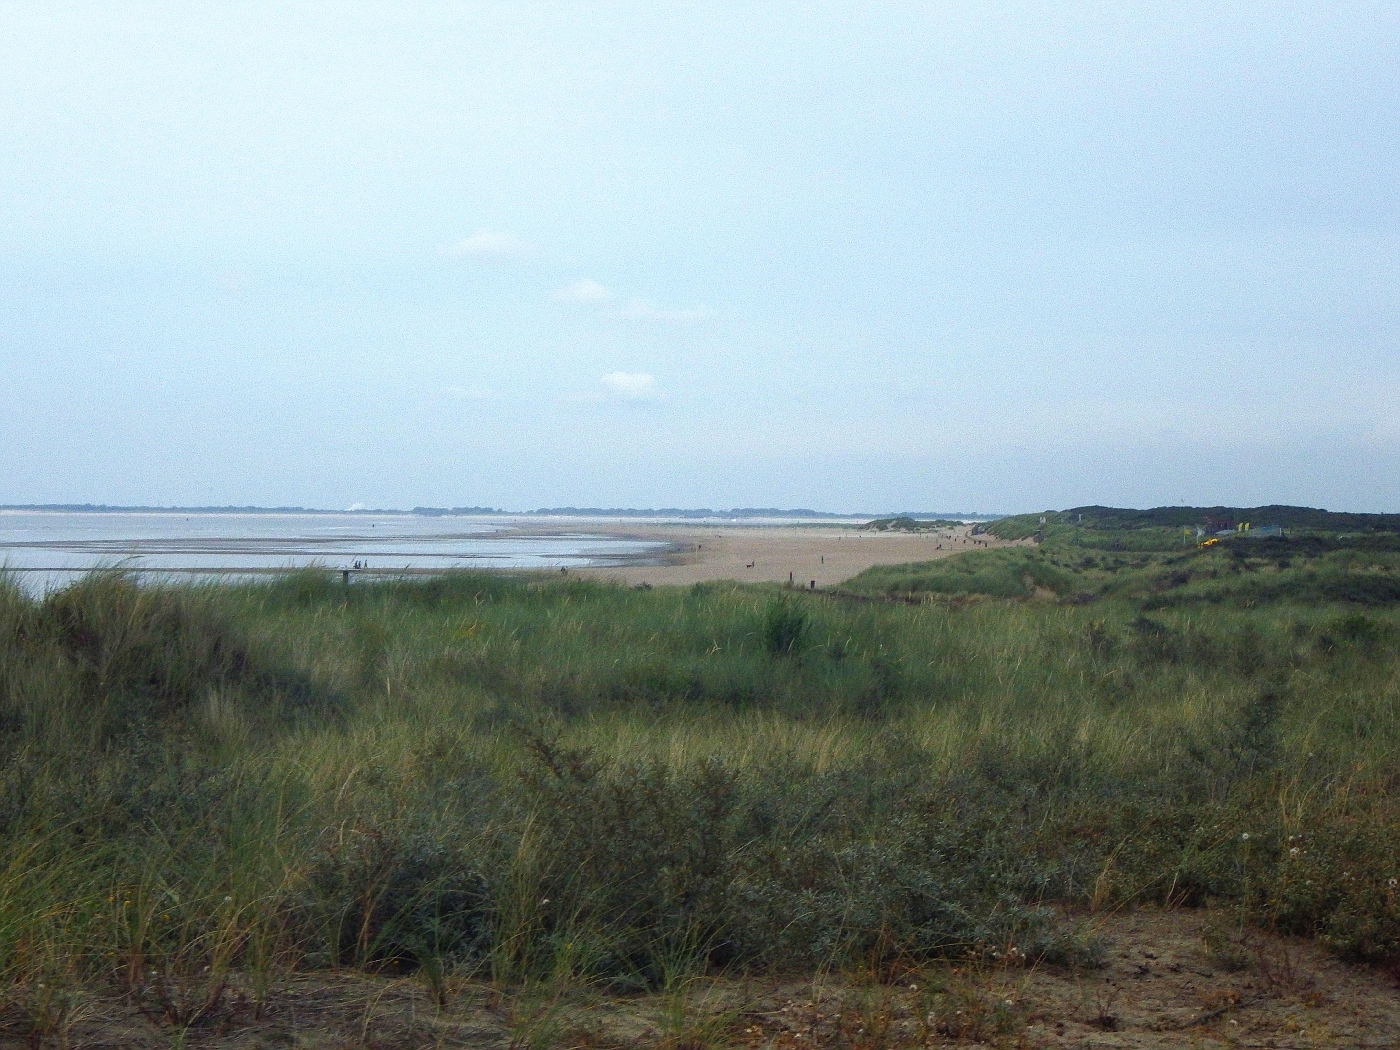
xmin=0 ymin=547 xmax=1398 ymax=1039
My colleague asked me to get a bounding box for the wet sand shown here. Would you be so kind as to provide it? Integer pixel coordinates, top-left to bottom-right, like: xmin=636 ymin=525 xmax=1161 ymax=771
xmin=572 ymin=523 xmax=1022 ymax=588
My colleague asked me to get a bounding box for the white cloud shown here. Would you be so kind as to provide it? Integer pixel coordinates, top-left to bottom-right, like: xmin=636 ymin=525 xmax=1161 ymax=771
xmin=554 ymin=278 xmax=613 ymax=303
xmin=443 ymin=230 xmax=531 ymax=258
xmin=600 ymin=371 xmax=658 ymax=400
xmin=616 ymin=298 xmax=713 ymax=323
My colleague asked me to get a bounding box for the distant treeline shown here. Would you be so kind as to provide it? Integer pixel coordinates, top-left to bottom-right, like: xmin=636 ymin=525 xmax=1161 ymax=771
xmin=1008 ymin=505 xmax=1400 ymax=533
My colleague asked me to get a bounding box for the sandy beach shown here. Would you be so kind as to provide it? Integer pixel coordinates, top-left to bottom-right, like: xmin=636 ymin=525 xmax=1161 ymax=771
xmin=572 ymin=523 xmax=1021 ymax=588
xmin=0 ymin=513 xmax=1020 ymax=591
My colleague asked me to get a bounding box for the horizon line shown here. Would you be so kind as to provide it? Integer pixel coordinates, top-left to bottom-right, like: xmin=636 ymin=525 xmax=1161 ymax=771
xmin=0 ymin=502 xmax=1002 ymax=520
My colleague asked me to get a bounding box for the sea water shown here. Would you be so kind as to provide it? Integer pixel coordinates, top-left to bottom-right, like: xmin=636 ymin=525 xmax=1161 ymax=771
xmin=0 ymin=511 xmax=669 ymax=592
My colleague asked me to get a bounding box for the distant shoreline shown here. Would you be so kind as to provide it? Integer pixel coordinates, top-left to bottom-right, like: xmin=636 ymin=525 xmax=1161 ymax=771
xmin=0 ymin=504 xmax=1000 ymax=521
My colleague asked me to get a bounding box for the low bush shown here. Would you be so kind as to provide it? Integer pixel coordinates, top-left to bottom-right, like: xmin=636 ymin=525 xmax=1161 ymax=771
xmin=510 ymin=738 xmax=1106 ymax=982
xmin=1252 ymin=805 xmax=1400 ymax=963
xmin=303 ymin=819 xmax=491 ymax=970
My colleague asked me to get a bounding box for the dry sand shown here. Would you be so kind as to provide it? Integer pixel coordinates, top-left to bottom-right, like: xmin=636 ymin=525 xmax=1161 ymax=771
xmin=570 ymin=523 xmax=1024 ymax=588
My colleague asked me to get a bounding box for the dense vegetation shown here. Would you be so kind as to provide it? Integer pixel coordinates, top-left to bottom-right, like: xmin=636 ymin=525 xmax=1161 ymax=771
xmin=1000 ymin=504 xmax=1400 ymax=533
xmin=846 ymin=532 xmax=1400 ymax=607
xmin=0 ymin=536 xmax=1398 ymax=1035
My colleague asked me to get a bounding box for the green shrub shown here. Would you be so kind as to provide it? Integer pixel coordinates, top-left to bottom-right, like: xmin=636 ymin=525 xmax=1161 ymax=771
xmin=517 ymin=738 xmax=743 ymax=984
xmin=303 ymin=819 xmax=491 ymax=970
xmin=511 ymin=739 xmax=1096 ymax=981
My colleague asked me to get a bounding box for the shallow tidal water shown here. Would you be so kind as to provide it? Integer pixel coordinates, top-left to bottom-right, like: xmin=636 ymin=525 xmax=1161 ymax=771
xmin=0 ymin=511 xmax=668 ymax=592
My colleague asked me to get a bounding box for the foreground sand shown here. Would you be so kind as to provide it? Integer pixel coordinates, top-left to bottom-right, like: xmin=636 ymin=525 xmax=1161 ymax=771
xmin=29 ymin=907 xmax=1399 ymax=1048
xmin=570 ymin=523 xmax=1020 ymax=588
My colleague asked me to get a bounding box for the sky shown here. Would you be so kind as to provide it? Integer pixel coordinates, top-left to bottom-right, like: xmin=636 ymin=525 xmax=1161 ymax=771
xmin=1 ymin=2 xmax=1397 ymax=514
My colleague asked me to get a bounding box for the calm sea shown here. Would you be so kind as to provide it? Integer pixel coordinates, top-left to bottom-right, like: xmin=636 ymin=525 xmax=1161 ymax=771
xmin=0 ymin=511 xmax=669 ymax=592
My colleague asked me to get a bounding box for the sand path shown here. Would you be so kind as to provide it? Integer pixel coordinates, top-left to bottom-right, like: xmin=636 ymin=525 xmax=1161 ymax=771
xmin=572 ymin=523 xmax=1021 ymax=588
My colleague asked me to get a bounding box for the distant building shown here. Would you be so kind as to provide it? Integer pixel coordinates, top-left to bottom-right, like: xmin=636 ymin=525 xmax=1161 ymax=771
xmin=1219 ymin=525 xmax=1285 ymax=539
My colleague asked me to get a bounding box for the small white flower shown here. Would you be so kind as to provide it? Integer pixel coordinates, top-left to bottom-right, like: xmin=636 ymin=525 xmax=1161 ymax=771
xmin=1240 ymin=832 xmax=1251 ymax=841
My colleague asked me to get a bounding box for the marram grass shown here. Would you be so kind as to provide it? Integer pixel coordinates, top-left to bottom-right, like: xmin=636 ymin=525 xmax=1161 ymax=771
xmin=0 ymin=561 xmax=1398 ymax=1022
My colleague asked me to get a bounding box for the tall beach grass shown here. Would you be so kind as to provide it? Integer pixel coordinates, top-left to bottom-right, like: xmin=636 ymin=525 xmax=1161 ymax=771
xmin=0 ymin=561 xmax=1397 ymax=1034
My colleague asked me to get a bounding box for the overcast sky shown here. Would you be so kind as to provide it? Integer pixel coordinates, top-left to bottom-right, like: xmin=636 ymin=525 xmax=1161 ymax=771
xmin=2 ymin=2 xmax=1397 ymax=513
